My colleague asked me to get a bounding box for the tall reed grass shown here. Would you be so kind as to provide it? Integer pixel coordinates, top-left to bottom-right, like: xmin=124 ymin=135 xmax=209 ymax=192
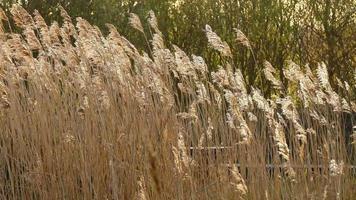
xmin=0 ymin=5 xmax=355 ymax=200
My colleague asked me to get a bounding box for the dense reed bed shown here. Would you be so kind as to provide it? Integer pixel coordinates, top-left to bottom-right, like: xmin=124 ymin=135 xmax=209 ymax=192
xmin=0 ymin=5 xmax=355 ymax=200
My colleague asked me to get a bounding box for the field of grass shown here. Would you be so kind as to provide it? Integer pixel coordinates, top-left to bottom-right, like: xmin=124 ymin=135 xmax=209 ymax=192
xmin=0 ymin=5 xmax=355 ymax=200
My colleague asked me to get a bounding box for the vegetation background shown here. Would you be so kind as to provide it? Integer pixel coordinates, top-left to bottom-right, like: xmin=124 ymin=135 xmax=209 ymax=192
xmin=1 ymin=0 xmax=355 ymax=95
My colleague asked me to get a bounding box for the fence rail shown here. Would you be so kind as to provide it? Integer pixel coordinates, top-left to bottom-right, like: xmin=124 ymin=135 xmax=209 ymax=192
xmin=189 ymin=146 xmax=356 ymax=170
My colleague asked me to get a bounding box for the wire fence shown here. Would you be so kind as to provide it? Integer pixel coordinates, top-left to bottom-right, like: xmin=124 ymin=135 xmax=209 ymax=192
xmin=189 ymin=146 xmax=356 ymax=171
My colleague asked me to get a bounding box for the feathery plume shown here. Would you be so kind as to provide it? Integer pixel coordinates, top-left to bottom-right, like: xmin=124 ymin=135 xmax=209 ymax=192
xmin=283 ymin=61 xmax=304 ymax=82
xmin=196 ymin=81 xmax=210 ymax=104
xmin=229 ymin=165 xmax=248 ymax=196
xmin=225 ymin=112 xmax=236 ymax=129
xmin=151 ymin=33 xmax=165 ymax=51
xmin=233 ymin=28 xmax=251 ymax=48
xmin=59 ymin=6 xmax=77 ymax=38
xmin=59 ymin=6 xmax=72 ymax=24
xmin=10 ymin=4 xmax=34 ymax=28
xmin=177 ymin=130 xmax=191 ymax=173
xmin=148 ymin=10 xmax=162 ymax=36
xmin=49 ymin=21 xmax=61 ymax=44
xmin=344 ymin=81 xmax=350 ymax=91
xmin=177 ymin=102 xmax=198 ymax=123
xmin=211 ymin=68 xmax=230 ymax=89
xmin=173 ymin=45 xmax=197 ymax=79
xmin=24 ymin=27 xmax=42 ymax=50
xmin=351 ymin=126 xmax=356 ymax=145
xmin=198 ymin=117 xmax=213 ymax=146
xmin=232 ymin=69 xmax=247 ymax=94
xmin=129 ymin=13 xmax=144 ymax=33
xmin=316 ymin=62 xmax=331 ymax=90
xmin=326 ymin=90 xmax=341 ymax=112
xmin=204 ymin=24 xmax=232 ymax=57
xmin=298 ymin=82 xmax=310 ymax=108
xmin=329 ymin=159 xmax=344 ymax=177
xmin=252 ymin=87 xmax=273 ymax=114
xmin=341 ymin=98 xmax=351 ymax=112
xmin=208 ymin=83 xmax=222 ymax=109
xmin=136 ymin=176 xmax=147 ymax=200
xmin=263 ymin=61 xmax=282 ymax=89
xmin=33 ymin=10 xmax=51 ymax=47
xmin=271 ymin=119 xmax=296 ymax=181
xmin=0 ymin=92 xmax=10 ymax=109
xmin=192 ymin=55 xmax=208 ymax=76
xmin=247 ymin=112 xmax=257 ymax=122
xmin=276 ymin=97 xmax=298 ymax=121
xmin=273 ymin=120 xmax=290 ymax=161
xmin=0 ymin=8 xmax=8 ymax=21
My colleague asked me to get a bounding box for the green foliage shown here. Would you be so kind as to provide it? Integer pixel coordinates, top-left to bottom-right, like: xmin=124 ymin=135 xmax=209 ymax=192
xmin=1 ymin=0 xmax=355 ymax=95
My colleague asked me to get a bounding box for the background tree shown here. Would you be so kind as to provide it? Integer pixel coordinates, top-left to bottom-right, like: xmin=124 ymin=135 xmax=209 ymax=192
xmin=1 ymin=0 xmax=354 ymax=96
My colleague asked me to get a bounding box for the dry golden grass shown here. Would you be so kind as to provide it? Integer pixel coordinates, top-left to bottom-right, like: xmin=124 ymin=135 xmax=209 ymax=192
xmin=0 ymin=5 xmax=355 ymax=200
